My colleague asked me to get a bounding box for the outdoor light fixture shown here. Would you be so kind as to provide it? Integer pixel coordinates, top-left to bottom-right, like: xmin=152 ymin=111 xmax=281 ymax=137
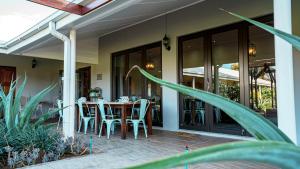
xmin=146 ymin=62 xmax=155 ymax=70
xmin=249 ymin=43 xmax=257 ymax=57
xmin=163 ymin=34 xmax=171 ymax=51
xmin=32 ymin=58 xmax=37 ymax=68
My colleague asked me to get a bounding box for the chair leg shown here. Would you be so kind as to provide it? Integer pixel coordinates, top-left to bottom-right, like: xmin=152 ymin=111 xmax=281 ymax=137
xmin=77 ymin=118 xmax=82 ymax=133
xmin=99 ymin=121 xmax=104 ymax=138
xmin=142 ymin=120 xmax=147 ymax=138
xmin=132 ymin=121 xmax=139 ymax=140
xmin=90 ymin=119 xmax=95 ymax=132
xmin=106 ymin=121 xmax=112 ymax=139
xmin=57 ymin=117 xmax=61 ymax=130
xmin=84 ymin=119 xmax=89 ymax=134
xmin=111 ymin=122 xmax=115 ymax=135
xmin=201 ymin=111 xmax=205 ymax=125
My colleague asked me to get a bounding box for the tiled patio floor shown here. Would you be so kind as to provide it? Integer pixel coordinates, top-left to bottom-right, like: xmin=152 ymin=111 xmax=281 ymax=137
xmin=25 ymin=129 xmax=276 ymax=169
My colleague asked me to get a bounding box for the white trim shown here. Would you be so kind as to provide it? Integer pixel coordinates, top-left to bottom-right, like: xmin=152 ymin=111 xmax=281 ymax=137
xmin=152 ymin=126 xmax=255 ymax=141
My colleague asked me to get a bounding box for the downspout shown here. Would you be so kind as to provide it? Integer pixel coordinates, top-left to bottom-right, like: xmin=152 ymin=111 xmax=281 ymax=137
xmin=49 ymin=21 xmax=74 ymax=138
xmin=0 ymin=43 xmax=8 ymax=54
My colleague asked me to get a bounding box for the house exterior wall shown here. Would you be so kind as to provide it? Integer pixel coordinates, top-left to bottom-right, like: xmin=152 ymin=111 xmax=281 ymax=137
xmin=0 ymin=54 xmax=62 ymax=102
xmin=95 ymin=0 xmax=273 ymax=131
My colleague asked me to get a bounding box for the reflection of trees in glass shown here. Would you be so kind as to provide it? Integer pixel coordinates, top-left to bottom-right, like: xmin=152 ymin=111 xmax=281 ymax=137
xmin=251 ymin=86 xmax=273 ymax=112
xmin=219 ymin=80 xmax=240 ymax=102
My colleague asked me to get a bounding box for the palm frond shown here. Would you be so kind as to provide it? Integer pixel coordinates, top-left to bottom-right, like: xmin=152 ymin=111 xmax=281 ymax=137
xmin=128 ymin=141 xmax=300 ymax=169
xmin=127 ymin=66 xmax=292 ymax=143
xmin=221 ymin=9 xmax=300 ymax=51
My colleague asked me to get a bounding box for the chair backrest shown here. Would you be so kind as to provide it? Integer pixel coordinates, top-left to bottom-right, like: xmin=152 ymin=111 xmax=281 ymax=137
xmin=96 ymin=99 xmax=113 ymax=120
xmin=77 ymin=97 xmax=87 ymax=118
xmin=195 ymin=100 xmax=204 ymax=110
xmin=184 ymin=98 xmax=192 ymax=110
xmin=132 ymin=99 xmax=150 ymax=120
xmin=56 ymin=99 xmax=63 ymax=117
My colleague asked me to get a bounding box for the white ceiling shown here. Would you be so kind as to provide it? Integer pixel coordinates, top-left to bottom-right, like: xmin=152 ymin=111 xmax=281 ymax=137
xmin=20 ymin=0 xmax=206 ymax=63
xmin=76 ymin=0 xmax=205 ymax=39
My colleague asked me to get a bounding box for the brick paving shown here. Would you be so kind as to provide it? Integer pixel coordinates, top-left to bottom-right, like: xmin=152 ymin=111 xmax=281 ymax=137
xmin=25 ymin=129 xmax=277 ymax=169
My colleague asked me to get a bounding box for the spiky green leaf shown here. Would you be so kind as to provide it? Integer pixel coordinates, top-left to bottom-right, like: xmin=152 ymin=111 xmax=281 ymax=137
xmin=127 ymin=141 xmax=300 ymax=169
xmin=18 ymin=84 xmax=57 ymax=129
xmin=221 ymin=9 xmax=300 ymax=51
xmin=33 ymin=107 xmax=65 ymax=127
xmin=12 ymin=75 xmax=27 ymax=128
xmin=127 ymin=66 xmax=292 ymax=143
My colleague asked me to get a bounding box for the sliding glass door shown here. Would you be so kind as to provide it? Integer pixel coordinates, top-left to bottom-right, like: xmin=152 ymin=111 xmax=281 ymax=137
xmin=211 ymin=29 xmax=243 ymax=134
xmin=112 ymin=42 xmax=163 ymax=126
xmin=179 ymin=15 xmax=275 ymax=136
xmin=179 ymin=36 xmax=209 ymax=131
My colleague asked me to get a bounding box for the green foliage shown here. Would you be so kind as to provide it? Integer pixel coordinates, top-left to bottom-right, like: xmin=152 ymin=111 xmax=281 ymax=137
xmin=127 ymin=66 xmax=291 ymax=143
xmin=1 ymin=124 xmax=60 ymax=153
xmin=218 ymin=81 xmax=240 ymax=102
xmin=126 ymin=65 xmax=299 ymax=169
xmin=0 ymin=120 xmax=87 ymax=168
xmin=0 ymin=75 xmax=57 ymax=130
xmin=220 ymin=8 xmax=300 ymax=51
xmin=128 ymin=141 xmax=300 ymax=169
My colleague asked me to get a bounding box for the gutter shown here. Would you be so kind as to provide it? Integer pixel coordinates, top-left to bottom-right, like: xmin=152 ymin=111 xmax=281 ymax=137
xmin=0 ymin=0 xmax=138 ymax=55
xmin=49 ymin=21 xmax=73 ymax=137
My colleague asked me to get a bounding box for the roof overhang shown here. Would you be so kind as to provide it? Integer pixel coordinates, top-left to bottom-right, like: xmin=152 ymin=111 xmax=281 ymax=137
xmin=0 ymin=0 xmax=140 ymax=55
xmin=0 ymin=0 xmax=209 ymax=61
xmin=27 ymin=0 xmax=112 ymax=15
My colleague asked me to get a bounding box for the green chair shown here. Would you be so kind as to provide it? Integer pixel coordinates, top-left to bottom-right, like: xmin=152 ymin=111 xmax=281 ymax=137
xmin=126 ymin=99 xmax=150 ymax=139
xmin=77 ymin=97 xmax=95 ymax=134
xmin=56 ymin=99 xmax=63 ymax=129
xmin=97 ymin=99 xmax=121 ymax=139
xmin=195 ymin=100 xmax=205 ymax=125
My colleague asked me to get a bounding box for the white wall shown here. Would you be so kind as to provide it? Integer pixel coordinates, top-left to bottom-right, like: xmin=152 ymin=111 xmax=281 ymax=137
xmin=0 ymin=54 xmax=62 ymax=102
xmin=94 ymin=0 xmax=273 ymax=131
xmin=23 ymin=37 xmax=99 ymax=64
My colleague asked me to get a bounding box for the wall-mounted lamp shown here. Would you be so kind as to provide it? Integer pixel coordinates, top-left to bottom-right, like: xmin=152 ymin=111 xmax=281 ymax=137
xmin=145 ymin=62 xmax=155 ymax=70
xmin=163 ymin=34 xmax=171 ymax=51
xmin=249 ymin=43 xmax=257 ymax=57
xmin=32 ymin=58 xmax=37 ymax=68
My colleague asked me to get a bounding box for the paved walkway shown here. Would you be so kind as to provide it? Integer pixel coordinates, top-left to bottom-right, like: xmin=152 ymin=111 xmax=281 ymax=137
xmin=25 ymin=130 xmax=276 ymax=169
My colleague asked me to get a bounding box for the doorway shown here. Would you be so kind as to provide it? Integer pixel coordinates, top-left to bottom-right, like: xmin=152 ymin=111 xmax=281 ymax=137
xmin=112 ymin=42 xmax=163 ymax=126
xmin=0 ymin=66 xmax=16 ymax=94
xmin=77 ymin=67 xmax=91 ymax=99
xmin=178 ymin=15 xmax=275 ymax=136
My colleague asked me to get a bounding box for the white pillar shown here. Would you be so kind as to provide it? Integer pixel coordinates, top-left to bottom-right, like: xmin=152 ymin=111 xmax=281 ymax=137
xmin=274 ymin=0 xmax=298 ymax=144
xmin=292 ymin=0 xmax=300 ymax=145
xmin=62 ymin=36 xmax=72 ymax=138
xmin=69 ymin=29 xmax=76 ymax=137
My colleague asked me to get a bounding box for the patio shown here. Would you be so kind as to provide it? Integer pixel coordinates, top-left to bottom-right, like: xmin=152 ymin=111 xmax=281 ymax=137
xmin=25 ymin=130 xmax=275 ymax=169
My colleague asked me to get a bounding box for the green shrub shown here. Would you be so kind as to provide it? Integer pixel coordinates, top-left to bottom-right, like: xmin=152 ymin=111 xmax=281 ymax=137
xmin=0 ymin=76 xmax=86 ymax=168
xmin=0 ymin=121 xmax=87 ymax=168
xmin=0 ymin=75 xmax=57 ymax=130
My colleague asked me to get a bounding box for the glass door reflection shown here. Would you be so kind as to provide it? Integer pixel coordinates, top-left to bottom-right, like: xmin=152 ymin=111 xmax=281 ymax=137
xmin=180 ymin=36 xmax=208 ymax=130
xmin=211 ymin=29 xmax=243 ymax=134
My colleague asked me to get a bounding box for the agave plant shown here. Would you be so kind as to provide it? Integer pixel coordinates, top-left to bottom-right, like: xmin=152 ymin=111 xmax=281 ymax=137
xmin=126 ymin=10 xmax=300 ymax=169
xmin=0 ymin=75 xmax=58 ymax=130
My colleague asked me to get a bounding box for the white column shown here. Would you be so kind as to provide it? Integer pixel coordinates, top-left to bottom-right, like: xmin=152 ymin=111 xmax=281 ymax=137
xmin=62 ymin=37 xmax=72 ymax=138
xmin=274 ymin=0 xmax=298 ymax=144
xmin=69 ymin=29 xmax=76 ymax=137
xmin=292 ymin=0 xmax=300 ymax=145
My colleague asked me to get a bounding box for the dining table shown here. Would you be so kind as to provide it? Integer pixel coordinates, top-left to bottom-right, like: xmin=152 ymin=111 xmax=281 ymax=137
xmin=75 ymin=101 xmax=153 ymax=139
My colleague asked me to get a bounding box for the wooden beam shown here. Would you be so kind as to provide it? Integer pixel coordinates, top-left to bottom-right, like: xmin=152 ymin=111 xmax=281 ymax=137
xmin=81 ymin=0 xmax=112 ymax=15
xmin=27 ymin=0 xmax=111 ymax=15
